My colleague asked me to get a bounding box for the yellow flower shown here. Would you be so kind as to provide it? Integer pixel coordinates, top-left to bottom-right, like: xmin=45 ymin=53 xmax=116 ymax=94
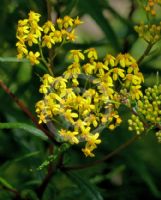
xmin=16 ymin=21 xmax=29 ymax=37
xmin=86 ymin=133 xmax=101 ymax=146
xmin=124 ymin=74 xmax=142 ymax=86
xmin=94 ymin=62 xmax=109 ymax=75
xmin=30 ymin=23 xmax=43 ymax=37
xmin=97 ymin=83 xmax=114 ymax=97
xmin=42 ymin=21 xmax=55 ymax=34
xmin=28 ymin=11 xmax=41 ymax=23
xmin=39 ymin=84 xmax=49 ymax=94
xmin=27 ymin=51 xmax=40 ymax=65
xmin=93 ymin=73 xmax=113 ymax=87
xmin=38 ymin=113 xmax=47 ymax=124
xmin=82 ymin=147 xmax=95 ymax=157
xmin=52 ymin=30 xmax=62 ymax=43
xmin=104 ymin=54 xmax=115 ymax=67
xmin=53 ymin=77 xmax=67 ymax=90
xmin=66 ymin=30 xmax=76 ymax=41
xmin=69 ymin=50 xmax=85 ymax=62
xmin=130 ymin=85 xmax=143 ymax=100
xmin=63 ymin=16 xmax=74 ymax=28
xmin=83 ymin=63 xmax=95 ymax=75
xmin=84 ymin=48 xmax=98 ymax=60
xmin=59 ymin=129 xmax=79 ymax=144
xmin=111 ymin=67 xmax=125 ymax=81
xmin=109 ymin=124 xmax=115 ymax=130
xmin=81 ymin=126 xmax=91 ymax=139
xmin=101 ymin=114 xmax=108 ymax=124
xmin=48 ymin=102 xmax=60 ymax=115
xmin=64 ymin=62 xmax=81 ymax=79
xmin=35 ymin=100 xmax=45 ymax=114
xmin=74 ymin=16 xmax=83 ymax=26
xmin=127 ymin=62 xmax=139 ymax=74
xmin=72 ymin=78 xmax=79 ymax=86
xmin=85 ymin=114 xmax=98 ymax=127
xmin=27 ymin=33 xmax=39 ymax=46
xmin=57 ymin=18 xmax=63 ymax=29
xmin=18 ymin=19 xmax=28 ymax=27
xmin=63 ymin=109 xmax=78 ymax=124
xmin=16 ymin=42 xmax=28 ymax=58
xmin=42 ymin=34 xmax=55 ymax=48
xmin=116 ymin=53 xmax=135 ymax=67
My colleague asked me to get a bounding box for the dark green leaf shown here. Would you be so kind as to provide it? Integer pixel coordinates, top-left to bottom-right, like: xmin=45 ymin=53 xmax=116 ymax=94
xmin=0 ymin=122 xmax=48 ymax=141
xmin=0 ymin=57 xmax=28 ymax=62
xmin=66 ymin=172 xmax=103 ymax=200
xmin=0 ymin=177 xmax=15 ymax=190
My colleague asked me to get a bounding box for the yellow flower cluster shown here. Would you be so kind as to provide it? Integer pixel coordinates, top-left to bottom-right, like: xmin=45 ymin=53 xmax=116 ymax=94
xmin=16 ymin=11 xmax=82 ymax=65
xmin=144 ymin=0 xmax=161 ymax=16
xmin=35 ymin=49 xmax=144 ymax=157
xmin=134 ymin=23 xmax=161 ymax=44
xmin=128 ymin=85 xmax=161 ymax=136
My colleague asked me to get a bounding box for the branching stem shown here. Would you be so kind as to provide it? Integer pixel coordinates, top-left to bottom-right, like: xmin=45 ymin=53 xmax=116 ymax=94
xmin=62 ymin=135 xmax=139 ymax=171
xmin=0 ymin=80 xmax=58 ymax=144
xmin=137 ymin=43 xmax=153 ymax=65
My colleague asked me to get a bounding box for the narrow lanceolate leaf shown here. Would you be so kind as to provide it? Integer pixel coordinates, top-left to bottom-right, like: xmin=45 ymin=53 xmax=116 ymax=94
xmin=77 ymin=0 xmax=120 ymax=51
xmin=66 ymin=172 xmax=103 ymax=200
xmin=0 ymin=57 xmax=28 ymax=62
xmin=0 ymin=177 xmax=15 ymax=190
xmin=0 ymin=122 xmax=48 ymax=140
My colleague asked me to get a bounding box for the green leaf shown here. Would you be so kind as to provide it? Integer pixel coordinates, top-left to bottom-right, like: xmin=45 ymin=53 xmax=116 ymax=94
xmin=14 ymin=151 xmax=40 ymax=162
xmin=0 ymin=177 xmax=15 ymax=190
xmin=0 ymin=122 xmax=48 ymax=141
xmin=66 ymin=172 xmax=103 ymax=200
xmin=128 ymin=155 xmax=161 ymax=198
xmin=0 ymin=57 xmax=28 ymax=62
xmin=21 ymin=189 xmax=39 ymax=200
xmin=62 ymin=0 xmax=79 ymax=16
xmin=77 ymin=0 xmax=120 ymax=51
xmin=135 ymin=164 xmax=161 ymax=198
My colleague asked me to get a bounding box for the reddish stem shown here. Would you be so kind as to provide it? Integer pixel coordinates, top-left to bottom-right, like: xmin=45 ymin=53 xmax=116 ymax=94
xmin=62 ymin=135 xmax=138 ymax=171
xmin=0 ymin=80 xmax=57 ymax=144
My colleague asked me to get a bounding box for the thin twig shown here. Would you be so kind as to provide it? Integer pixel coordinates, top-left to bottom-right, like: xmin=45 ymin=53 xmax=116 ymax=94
xmin=3 ymin=187 xmax=20 ymax=197
xmin=137 ymin=43 xmax=153 ymax=65
xmin=45 ymin=0 xmax=54 ymax=71
xmin=62 ymin=135 xmax=139 ymax=171
xmin=128 ymin=0 xmax=136 ymax=19
xmin=36 ymin=152 xmax=64 ymax=199
xmin=0 ymin=80 xmax=58 ymax=144
xmin=2 ymin=186 xmax=26 ymax=200
xmin=46 ymin=0 xmax=52 ymax=21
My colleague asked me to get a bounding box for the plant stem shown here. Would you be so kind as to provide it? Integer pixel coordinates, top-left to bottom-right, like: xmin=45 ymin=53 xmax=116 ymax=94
xmin=137 ymin=43 xmax=153 ymax=65
xmin=36 ymin=152 xmax=64 ymax=199
xmin=39 ymin=45 xmax=54 ymax=76
xmin=3 ymin=187 xmax=20 ymax=198
xmin=45 ymin=0 xmax=55 ymax=70
xmin=0 ymin=80 xmax=59 ymax=145
xmin=62 ymin=135 xmax=139 ymax=171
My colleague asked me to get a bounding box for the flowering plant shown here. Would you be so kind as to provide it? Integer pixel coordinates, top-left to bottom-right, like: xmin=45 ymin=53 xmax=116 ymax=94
xmin=0 ymin=0 xmax=161 ymax=199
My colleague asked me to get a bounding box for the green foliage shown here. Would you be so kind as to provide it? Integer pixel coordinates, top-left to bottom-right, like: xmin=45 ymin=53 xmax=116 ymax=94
xmin=0 ymin=122 xmax=48 ymax=140
xmin=66 ymin=172 xmax=103 ymax=200
xmin=0 ymin=0 xmax=161 ymax=200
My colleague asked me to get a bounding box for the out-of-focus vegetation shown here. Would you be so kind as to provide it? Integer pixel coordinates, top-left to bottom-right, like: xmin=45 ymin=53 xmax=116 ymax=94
xmin=0 ymin=0 xmax=161 ymax=199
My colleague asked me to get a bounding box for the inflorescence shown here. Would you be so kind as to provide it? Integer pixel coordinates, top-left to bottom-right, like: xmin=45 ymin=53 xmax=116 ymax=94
xmin=16 ymin=11 xmax=82 ymax=65
xmin=135 ymin=23 xmax=161 ymax=44
xmin=128 ymin=85 xmax=161 ymax=137
xmin=35 ymin=51 xmax=144 ymax=157
xmin=16 ymin=11 xmax=161 ymax=157
xmin=144 ymin=0 xmax=161 ymax=16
